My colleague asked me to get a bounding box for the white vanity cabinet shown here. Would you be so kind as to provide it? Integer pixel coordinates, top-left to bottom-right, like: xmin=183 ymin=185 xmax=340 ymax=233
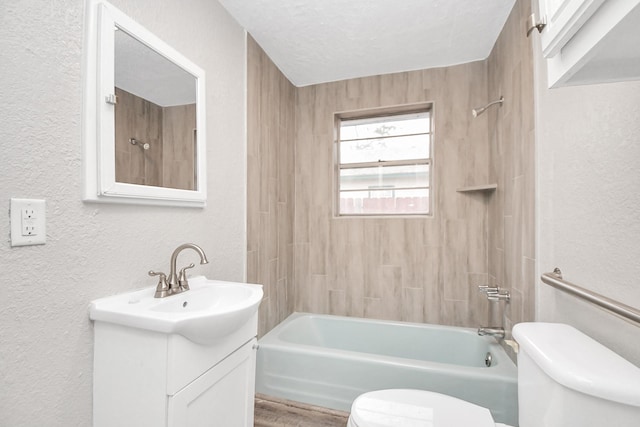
xmin=92 ymin=314 xmax=258 ymax=427
xmin=167 ymin=339 xmax=256 ymax=427
xmin=536 ymin=0 xmax=640 ymax=87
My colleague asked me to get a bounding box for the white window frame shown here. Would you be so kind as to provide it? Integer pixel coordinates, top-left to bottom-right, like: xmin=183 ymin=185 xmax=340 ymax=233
xmin=334 ymin=104 xmax=433 ymax=217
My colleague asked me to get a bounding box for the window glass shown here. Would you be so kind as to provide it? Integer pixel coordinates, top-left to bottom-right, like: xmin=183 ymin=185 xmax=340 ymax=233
xmin=337 ymin=108 xmax=432 ymax=216
xmin=339 ymin=134 xmax=429 ymax=164
xmin=339 ymin=164 xmax=429 ymax=191
xmin=340 ymin=112 xmax=430 ymax=140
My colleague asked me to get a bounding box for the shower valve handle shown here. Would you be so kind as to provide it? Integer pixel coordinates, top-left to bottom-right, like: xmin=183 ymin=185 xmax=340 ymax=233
xmin=487 ymin=291 xmax=511 ymax=302
xmin=478 ymin=285 xmax=499 ymax=294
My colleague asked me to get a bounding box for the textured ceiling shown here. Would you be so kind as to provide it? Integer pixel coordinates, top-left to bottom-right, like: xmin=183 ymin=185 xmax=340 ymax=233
xmin=218 ymin=0 xmax=516 ymax=87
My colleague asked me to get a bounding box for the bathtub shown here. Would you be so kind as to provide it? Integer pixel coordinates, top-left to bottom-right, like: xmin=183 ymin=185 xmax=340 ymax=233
xmin=256 ymin=312 xmax=518 ymax=425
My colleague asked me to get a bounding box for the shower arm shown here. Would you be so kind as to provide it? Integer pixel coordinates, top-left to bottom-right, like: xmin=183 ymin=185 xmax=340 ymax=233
xmin=472 ymin=96 xmax=504 ymax=117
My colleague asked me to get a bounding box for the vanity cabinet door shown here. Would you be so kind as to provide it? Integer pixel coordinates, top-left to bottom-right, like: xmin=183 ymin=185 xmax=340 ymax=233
xmin=167 ymin=339 xmax=257 ymax=427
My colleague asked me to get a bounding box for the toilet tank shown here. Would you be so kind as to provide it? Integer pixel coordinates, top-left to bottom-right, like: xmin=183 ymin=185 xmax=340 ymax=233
xmin=513 ymin=322 xmax=640 ymax=427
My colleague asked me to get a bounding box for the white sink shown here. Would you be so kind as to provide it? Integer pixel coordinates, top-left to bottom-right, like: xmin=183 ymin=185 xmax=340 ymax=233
xmin=89 ymin=276 xmax=263 ymax=345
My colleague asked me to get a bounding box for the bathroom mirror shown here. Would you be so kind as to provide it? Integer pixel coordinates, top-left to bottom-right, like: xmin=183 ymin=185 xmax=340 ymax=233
xmin=83 ymin=0 xmax=207 ymax=207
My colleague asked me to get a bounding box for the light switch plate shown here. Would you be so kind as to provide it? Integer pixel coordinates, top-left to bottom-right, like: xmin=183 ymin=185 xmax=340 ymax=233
xmin=10 ymin=198 xmax=46 ymax=247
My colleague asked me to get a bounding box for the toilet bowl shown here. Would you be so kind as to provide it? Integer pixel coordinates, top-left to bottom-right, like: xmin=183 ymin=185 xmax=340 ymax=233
xmin=348 ymin=323 xmax=640 ymax=427
xmin=347 ymin=389 xmax=512 ymax=427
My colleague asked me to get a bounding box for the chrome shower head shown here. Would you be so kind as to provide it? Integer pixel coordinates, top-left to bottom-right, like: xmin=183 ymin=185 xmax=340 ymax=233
xmin=471 ymin=107 xmax=484 ymax=118
xmin=472 ymin=96 xmax=504 ymax=118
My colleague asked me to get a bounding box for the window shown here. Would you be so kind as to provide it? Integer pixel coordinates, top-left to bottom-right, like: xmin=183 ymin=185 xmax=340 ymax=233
xmin=336 ymin=106 xmax=432 ymax=216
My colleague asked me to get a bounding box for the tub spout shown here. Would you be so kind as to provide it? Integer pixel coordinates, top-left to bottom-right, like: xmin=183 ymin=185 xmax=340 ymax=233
xmin=478 ymin=326 xmax=505 ymax=339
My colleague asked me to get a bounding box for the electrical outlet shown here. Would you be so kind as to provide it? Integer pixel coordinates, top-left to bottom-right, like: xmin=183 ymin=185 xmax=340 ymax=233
xmin=10 ymin=198 xmax=46 ymax=247
xmin=21 ymin=206 xmax=37 ymax=236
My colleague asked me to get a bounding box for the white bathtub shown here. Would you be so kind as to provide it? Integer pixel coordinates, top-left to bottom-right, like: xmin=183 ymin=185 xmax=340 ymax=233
xmin=256 ymin=312 xmax=518 ymax=425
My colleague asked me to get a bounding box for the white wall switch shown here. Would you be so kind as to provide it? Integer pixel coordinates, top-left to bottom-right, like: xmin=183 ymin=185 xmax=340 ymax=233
xmin=10 ymin=198 xmax=46 ymax=247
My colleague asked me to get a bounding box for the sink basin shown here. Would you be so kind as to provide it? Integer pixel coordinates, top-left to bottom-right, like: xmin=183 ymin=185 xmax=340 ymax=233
xmin=89 ymin=276 xmax=263 ymax=345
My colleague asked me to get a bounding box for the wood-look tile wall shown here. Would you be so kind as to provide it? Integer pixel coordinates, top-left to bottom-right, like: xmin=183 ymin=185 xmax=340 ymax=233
xmin=162 ymin=104 xmax=196 ymax=190
xmin=293 ymin=64 xmax=493 ymax=327
xmin=115 ymin=87 xmax=196 ymax=190
xmin=247 ymin=0 xmax=536 ymax=335
xmin=115 ymin=87 xmax=163 ymax=186
xmin=246 ymin=36 xmax=296 ymax=336
xmin=487 ymin=0 xmax=536 ymax=335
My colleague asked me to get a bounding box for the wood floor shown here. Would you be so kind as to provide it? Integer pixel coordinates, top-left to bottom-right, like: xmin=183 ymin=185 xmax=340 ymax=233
xmin=254 ymin=394 xmax=349 ymax=427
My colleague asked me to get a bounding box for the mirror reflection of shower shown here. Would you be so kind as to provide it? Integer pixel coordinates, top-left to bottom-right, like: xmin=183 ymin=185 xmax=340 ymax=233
xmin=129 ymin=138 xmax=150 ymax=150
xmin=472 ymin=96 xmax=504 ymax=117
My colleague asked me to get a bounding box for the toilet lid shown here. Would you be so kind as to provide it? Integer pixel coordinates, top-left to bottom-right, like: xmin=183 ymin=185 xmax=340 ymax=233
xmin=349 ymin=389 xmax=496 ymax=427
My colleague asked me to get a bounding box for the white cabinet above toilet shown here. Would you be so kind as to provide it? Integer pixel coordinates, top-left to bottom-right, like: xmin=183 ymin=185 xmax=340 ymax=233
xmin=536 ymin=0 xmax=640 ymax=87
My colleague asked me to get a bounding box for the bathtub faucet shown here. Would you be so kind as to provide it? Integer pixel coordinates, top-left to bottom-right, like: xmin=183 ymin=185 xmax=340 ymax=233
xmin=477 ymin=285 xmax=509 ymax=339
xmin=478 ymin=326 xmax=505 ymax=339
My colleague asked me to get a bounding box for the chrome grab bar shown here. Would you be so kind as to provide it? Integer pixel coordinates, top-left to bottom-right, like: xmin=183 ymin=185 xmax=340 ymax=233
xmin=541 ymin=268 xmax=640 ymax=325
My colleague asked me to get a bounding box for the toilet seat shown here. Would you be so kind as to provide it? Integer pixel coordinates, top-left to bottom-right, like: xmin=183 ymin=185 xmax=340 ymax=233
xmin=348 ymin=389 xmax=499 ymax=427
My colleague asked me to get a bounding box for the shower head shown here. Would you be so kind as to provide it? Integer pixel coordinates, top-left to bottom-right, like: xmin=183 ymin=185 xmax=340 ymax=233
xmin=472 ymin=96 xmax=504 ymax=118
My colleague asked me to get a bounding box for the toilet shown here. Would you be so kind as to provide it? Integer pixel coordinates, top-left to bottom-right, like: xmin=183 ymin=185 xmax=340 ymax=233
xmin=348 ymin=322 xmax=640 ymax=427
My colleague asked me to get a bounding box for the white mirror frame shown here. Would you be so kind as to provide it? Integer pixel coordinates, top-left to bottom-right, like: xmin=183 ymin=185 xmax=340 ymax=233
xmin=83 ymin=0 xmax=207 ymax=207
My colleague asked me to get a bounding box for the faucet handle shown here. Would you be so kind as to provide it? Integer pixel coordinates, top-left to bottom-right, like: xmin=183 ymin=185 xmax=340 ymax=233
xmin=178 ymin=263 xmax=195 ymax=291
xmin=478 ymin=285 xmax=499 ymax=294
xmin=487 ymin=289 xmax=511 ymax=302
xmin=149 ymin=270 xmax=170 ymax=298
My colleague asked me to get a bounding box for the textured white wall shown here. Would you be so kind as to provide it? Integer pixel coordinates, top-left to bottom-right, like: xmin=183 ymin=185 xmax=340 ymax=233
xmin=0 ymin=0 xmax=246 ymax=425
xmin=534 ymin=38 xmax=640 ymax=365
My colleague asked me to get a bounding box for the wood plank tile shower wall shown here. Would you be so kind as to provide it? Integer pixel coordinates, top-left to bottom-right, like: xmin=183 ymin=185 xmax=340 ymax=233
xmin=487 ymin=0 xmax=536 ymax=334
xmin=294 ymin=61 xmax=493 ymax=328
xmin=247 ymin=37 xmax=296 ymax=336
xmin=247 ymin=0 xmax=535 ymax=337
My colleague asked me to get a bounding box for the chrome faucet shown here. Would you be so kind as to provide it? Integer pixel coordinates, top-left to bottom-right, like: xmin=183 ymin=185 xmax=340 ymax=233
xmin=477 ymin=285 xmax=510 ymax=340
xmin=149 ymin=243 xmax=209 ymax=298
xmin=478 ymin=285 xmax=511 ymax=302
